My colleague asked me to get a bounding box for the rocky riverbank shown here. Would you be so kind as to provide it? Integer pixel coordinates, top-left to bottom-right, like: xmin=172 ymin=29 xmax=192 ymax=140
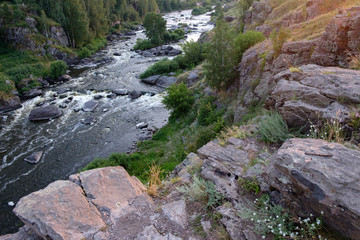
xmin=2 ymin=131 xmax=359 ymax=240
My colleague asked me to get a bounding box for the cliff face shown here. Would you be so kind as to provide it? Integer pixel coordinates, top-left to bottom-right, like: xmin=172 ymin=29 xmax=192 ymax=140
xmin=2 ymin=17 xmax=70 ymax=60
xmin=234 ymin=0 xmax=360 ymax=123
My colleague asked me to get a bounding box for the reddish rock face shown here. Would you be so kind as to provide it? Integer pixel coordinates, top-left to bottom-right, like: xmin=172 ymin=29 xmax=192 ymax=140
xmin=311 ymin=7 xmax=360 ymax=67
xmin=13 ymin=180 xmax=106 ymax=240
xmin=264 ymin=138 xmax=360 ymax=240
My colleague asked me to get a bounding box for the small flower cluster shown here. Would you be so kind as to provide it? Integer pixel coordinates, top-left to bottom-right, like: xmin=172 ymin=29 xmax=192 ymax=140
xmin=237 ymin=194 xmax=325 ymax=239
xmin=349 ymin=108 xmax=360 ymax=130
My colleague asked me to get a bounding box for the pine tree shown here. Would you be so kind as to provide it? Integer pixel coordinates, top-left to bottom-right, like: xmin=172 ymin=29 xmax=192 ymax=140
xmin=204 ymin=6 xmax=238 ymax=90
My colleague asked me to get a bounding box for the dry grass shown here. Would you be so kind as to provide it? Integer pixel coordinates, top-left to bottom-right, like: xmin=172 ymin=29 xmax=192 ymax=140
xmin=348 ymin=54 xmax=360 ymax=70
xmin=265 ymin=0 xmax=360 ymax=41
xmin=291 ymin=11 xmax=336 ymax=41
xmin=309 ymin=110 xmax=344 ymax=144
xmin=147 ymin=162 xmax=163 ymax=197
xmin=217 ymin=125 xmax=252 ymax=146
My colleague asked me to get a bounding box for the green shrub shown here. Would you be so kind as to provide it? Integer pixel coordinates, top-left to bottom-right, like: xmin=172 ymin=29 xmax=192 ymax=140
xmin=178 ymin=175 xmax=224 ymax=208
xmin=49 ymin=60 xmax=68 ymax=79
xmin=78 ymin=47 xmax=91 ymax=58
xmin=5 ymin=63 xmax=46 ymax=83
xmin=140 ymin=58 xmax=180 ymax=79
xmin=191 ymin=7 xmax=208 ymax=16
xmin=181 ymin=40 xmax=206 ymax=66
xmin=198 ymin=96 xmax=223 ymax=126
xmin=81 ymin=153 xmax=137 ymax=171
xmin=133 ymin=39 xmax=155 ymax=50
xmin=234 ymin=31 xmax=265 ymax=61
xmin=258 ymin=111 xmax=291 ymax=143
xmin=162 ymin=82 xmax=195 ymax=119
xmin=270 ymin=27 xmax=290 ymax=58
xmin=84 ymin=37 xmax=107 ymax=52
xmin=0 ymin=73 xmax=14 ymax=93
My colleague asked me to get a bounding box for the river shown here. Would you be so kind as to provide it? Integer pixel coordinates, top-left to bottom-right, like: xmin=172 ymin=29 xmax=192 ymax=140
xmin=0 ymin=9 xmax=213 ymax=234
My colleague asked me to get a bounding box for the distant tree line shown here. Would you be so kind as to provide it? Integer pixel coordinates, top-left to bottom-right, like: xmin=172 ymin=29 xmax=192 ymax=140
xmin=1 ymin=0 xmax=214 ymax=48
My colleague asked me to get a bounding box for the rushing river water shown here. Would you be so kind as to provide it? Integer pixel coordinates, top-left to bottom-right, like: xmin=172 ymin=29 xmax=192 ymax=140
xmin=0 ymin=9 xmax=213 ymax=234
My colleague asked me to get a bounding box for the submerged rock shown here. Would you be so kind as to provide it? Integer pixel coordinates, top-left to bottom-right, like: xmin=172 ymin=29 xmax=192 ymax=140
xmin=136 ymin=122 xmax=148 ymax=129
xmin=24 ymin=151 xmax=43 ymax=164
xmin=81 ymin=116 xmax=97 ymax=125
xmin=129 ymin=90 xmax=142 ymax=99
xmin=82 ymin=100 xmax=99 ymax=112
xmin=29 ymin=105 xmax=62 ymax=121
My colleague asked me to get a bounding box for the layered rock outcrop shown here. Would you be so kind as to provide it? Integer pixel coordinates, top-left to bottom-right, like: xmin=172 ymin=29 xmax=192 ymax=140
xmin=264 ymin=138 xmax=360 ymax=240
xmin=265 ymin=64 xmax=360 ymax=128
xmin=235 ymin=4 xmax=360 ymax=122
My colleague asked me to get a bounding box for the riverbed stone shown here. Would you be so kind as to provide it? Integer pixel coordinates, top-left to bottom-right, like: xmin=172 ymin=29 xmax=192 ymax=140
xmin=81 ymin=116 xmax=97 ymax=125
xmin=22 ymin=88 xmax=42 ymax=99
xmin=129 ymin=90 xmax=142 ymax=99
xmin=24 ymin=151 xmax=43 ymax=164
xmin=142 ymin=75 xmax=161 ymax=85
xmin=156 ymin=76 xmax=177 ymax=88
xmin=29 ymin=105 xmax=62 ymax=121
xmin=82 ymin=100 xmax=99 ymax=112
xmin=112 ymin=89 xmax=128 ymax=95
xmin=264 ymin=138 xmax=360 ymax=240
xmin=136 ymin=122 xmax=148 ymax=129
xmin=13 ymin=180 xmax=106 ymax=240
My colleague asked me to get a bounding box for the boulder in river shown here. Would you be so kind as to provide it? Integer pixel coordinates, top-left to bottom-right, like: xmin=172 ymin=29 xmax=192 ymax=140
xmin=136 ymin=122 xmax=148 ymax=129
xmin=129 ymin=90 xmax=142 ymax=99
xmin=0 ymin=94 xmax=22 ymax=113
xmin=81 ymin=116 xmax=97 ymax=125
xmin=112 ymin=89 xmax=128 ymax=95
xmin=29 ymin=105 xmax=62 ymax=121
xmin=58 ymin=75 xmax=71 ymax=83
xmin=24 ymin=151 xmax=43 ymax=164
xmin=22 ymin=88 xmax=42 ymax=100
xmin=82 ymin=100 xmax=99 ymax=112
xmin=141 ymin=75 xmax=161 ymax=85
xmin=156 ymin=76 xmax=177 ymax=88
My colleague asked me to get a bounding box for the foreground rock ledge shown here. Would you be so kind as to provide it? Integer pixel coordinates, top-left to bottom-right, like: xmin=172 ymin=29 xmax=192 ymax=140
xmin=13 ymin=180 xmax=105 ymax=240
xmin=264 ymin=138 xmax=360 ymax=240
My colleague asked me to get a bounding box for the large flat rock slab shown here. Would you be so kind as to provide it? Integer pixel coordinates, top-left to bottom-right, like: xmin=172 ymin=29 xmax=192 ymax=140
xmin=13 ymin=180 xmax=105 ymax=240
xmin=79 ymin=166 xmax=152 ymax=222
xmin=265 ymin=138 xmax=360 ymax=240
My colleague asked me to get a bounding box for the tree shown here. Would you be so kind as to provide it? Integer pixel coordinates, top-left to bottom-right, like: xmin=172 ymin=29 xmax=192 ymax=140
xmin=204 ymin=7 xmax=238 ymax=90
xmin=143 ymin=12 xmax=166 ymax=45
xmin=162 ymin=83 xmax=194 ymax=119
xmin=63 ymin=0 xmax=89 ymax=47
